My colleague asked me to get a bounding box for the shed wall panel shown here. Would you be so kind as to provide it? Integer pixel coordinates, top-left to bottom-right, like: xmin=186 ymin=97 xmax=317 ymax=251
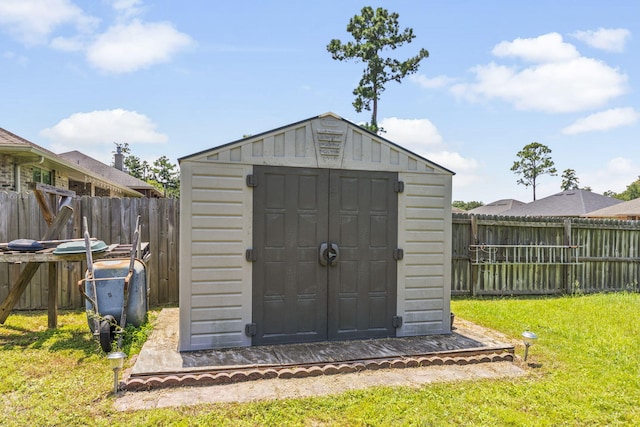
xmin=396 ymin=172 xmax=452 ymax=336
xmin=179 ymin=162 xmax=253 ymax=351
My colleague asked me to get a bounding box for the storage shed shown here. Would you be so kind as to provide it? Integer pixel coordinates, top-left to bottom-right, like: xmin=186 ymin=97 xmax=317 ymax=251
xmin=178 ymin=112 xmax=455 ymax=351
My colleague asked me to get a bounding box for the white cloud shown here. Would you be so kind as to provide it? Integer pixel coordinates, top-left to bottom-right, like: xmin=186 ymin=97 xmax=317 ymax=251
xmin=86 ymin=19 xmax=194 ymax=73
xmin=40 ymin=109 xmax=168 ymax=158
xmin=377 ymin=116 xmax=480 ymax=178
xmin=492 ymin=32 xmax=579 ymax=63
xmin=379 ymin=117 xmax=443 ymax=154
xmin=562 ymin=107 xmax=640 ymax=134
xmin=0 ymin=0 xmax=98 ymax=45
xmin=410 ymin=74 xmax=456 ymax=89
xmin=0 ymin=1 xmax=193 ymax=73
xmin=571 ymin=28 xmax=631 ymax=53
xmin=427 ymin=150 xmax=478 ymax=174
xmin=110 ymin=0 xmax=144 ymax=19
xmin=50 ymin=36 xmax=86 ymax=52
xmin=584 ymin=157 xmax=638 ymax=195
xmin=452 ymin=33 xmax=628 ymax=113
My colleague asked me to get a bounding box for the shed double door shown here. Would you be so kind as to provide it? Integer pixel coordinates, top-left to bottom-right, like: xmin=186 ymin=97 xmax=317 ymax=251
xmin=252 ymin=165 xmax=398 ymax=345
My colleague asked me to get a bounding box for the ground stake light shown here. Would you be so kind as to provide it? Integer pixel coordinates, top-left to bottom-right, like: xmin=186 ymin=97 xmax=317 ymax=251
xmin=107 ymin=351 xmax=126 ymax=394
xmin=522 ymin=331 xmax=538 ymax=361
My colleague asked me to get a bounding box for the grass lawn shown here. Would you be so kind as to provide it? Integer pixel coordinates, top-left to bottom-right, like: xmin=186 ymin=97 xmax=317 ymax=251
xmin=1 ymin=293 xmax=639 ymax=426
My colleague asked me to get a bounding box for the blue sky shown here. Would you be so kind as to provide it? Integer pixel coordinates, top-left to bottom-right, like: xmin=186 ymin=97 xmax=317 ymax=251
xmin=0 ymin=0 xmax=638 ymax=203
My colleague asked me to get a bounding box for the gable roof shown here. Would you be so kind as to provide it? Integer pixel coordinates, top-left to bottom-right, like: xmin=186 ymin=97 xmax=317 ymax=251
xmin=58 ymin=151 xmax=163 ymax=197
xmin=0 ymin=127 xmax=143 ymax=197
xmin=179 ymin=112 xmax=455 ymax=176
xmin=469 ymin=199 xmax=526 ymax=215
xmin=500 ymin=189 xmax=623 ymax=217
xmin=582 ymin=197 xmax=640 ymax=219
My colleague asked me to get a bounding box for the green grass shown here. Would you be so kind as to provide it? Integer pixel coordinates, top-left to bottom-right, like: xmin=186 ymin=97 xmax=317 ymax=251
xmin=2 ymin=294 xmax=640 ymax=426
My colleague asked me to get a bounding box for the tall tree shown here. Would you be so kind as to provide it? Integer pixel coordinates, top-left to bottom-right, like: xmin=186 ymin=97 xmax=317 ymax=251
xmin=327 ymin=6 xmax=428 ymax=133
xmin=511 ymin=142 xmax=557 ymax=201
xmin=150 ymin=155 xmax=180 ymax=197
xmin=560 ymin=168 xmax=580 ymax=191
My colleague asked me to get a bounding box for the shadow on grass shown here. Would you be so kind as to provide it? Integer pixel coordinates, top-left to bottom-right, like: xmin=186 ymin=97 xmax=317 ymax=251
xmin=0 ymin=314 xmax=99 ymax=358
xmin=1 ymin=325 xmax=97 ymax=353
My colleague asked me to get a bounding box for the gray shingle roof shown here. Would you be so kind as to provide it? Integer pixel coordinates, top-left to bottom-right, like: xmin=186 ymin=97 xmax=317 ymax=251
xmin=58 ymin=151 xmax=160 ymax=195
xmin=1 ymin=127 xmax=142 ymax=197
xmin=499 ymin=190 xmax=623 ymax=217
xmin=582 ymin=197 xmax=640 ymax=218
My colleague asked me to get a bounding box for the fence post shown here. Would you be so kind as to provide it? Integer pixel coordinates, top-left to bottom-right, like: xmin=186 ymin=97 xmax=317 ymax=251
xmin=563 ymin=219 xmax=572 ymax=294
xmin=470 ymin=214 xmax=478 ymax=296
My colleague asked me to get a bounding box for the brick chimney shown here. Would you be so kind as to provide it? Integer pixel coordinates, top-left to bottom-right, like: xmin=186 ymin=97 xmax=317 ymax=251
xmin=114 ymin=144 xmax=124 ymax=171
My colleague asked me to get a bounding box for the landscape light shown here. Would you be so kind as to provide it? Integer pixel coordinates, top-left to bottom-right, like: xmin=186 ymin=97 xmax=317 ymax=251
xmin=107 ymin=351 xmax=126 ymax=394
xmin=522 ymin=331 xmax=538 ymax=361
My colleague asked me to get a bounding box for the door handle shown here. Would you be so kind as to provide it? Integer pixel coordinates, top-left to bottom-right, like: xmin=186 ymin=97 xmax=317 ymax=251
xmin=328 ymin=242 xmax=339 ymax=266
xmin=319 ymin=243 xmax=328 ymax=266
xmin=319 ymin=242 xmax=340 ymax=266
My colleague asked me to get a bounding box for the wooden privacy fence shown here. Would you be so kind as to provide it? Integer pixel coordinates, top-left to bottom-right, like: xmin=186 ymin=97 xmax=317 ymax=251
xmin=3 ymin=192 xmax=640 ymax=310
xmin=452 ymin=213 xmax=640 ymax=296
xmin=0 ymin=191 xmax=179 ymax=310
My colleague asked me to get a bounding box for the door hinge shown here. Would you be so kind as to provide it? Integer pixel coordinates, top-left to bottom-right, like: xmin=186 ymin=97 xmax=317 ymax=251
xmin=246 ymin=248 xmax=257 ymax=262
xmin=245 ymin=323 xmax=257 ymax=336
xmin=393 ymin=248 xmax=404 ymax=260
xmin=246 ymin=174 xmax=258 ymax=187
xmin=392 ymin=315 xmax=403 ymax=328
xmin=394 ymin=180 xmax=404 ymax=193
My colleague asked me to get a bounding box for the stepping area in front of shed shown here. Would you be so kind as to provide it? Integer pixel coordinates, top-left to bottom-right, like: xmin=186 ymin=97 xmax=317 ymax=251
xmin=123 ymin=308 xmax=517 ymax=391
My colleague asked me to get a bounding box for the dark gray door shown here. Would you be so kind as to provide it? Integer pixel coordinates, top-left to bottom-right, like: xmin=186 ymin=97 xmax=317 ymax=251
xmin=327 ymin=169 xmax=398 ymax=341
xmin=252 ymin=166 xmax=397 ymax=345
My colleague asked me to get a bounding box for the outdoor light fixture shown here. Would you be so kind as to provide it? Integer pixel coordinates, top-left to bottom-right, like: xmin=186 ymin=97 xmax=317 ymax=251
xmin=107 ymin=351 xmax=126 ymax=394
xmin=522 ymin=331 xmax=538 ymax=362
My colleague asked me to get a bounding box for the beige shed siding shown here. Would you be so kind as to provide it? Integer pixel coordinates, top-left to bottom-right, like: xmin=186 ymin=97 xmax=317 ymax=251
xmin=397 ymin=171 xmax=452 ymax=336
xmin=179 ymin=162 xmax=253 ymax=350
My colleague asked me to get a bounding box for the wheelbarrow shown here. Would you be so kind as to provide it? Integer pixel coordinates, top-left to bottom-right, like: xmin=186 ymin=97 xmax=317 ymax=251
xmin=77 ymin=216 xmax=149 ymax=352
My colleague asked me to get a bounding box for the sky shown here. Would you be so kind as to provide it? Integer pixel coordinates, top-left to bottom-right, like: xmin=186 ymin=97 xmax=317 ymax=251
xmin=0 ymin=0 xmax=638 ymax=204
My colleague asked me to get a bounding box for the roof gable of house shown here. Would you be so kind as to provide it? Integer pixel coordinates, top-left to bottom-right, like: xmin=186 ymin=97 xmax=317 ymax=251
xmin=0 ymin=127 xmax=142 ymax=197
xmin=500 ymin=190 xmax=623 ymax=217
xmin=58 ymin=151 xmax=162 ymax=196
xmin=179 ymin=112 xmax=455 ymax=176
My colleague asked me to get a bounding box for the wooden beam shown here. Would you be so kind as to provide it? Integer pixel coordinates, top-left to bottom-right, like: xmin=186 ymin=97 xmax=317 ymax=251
xmin=33 ymin=189 xmax=55 ymax=226
xmin=48 ymin=262 xmax=58 ymax=329
xmin=0 ymin=205 xmax=73 ymax=324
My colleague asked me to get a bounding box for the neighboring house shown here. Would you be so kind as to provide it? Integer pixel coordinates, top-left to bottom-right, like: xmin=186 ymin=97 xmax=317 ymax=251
xmin=58 ymin=150 xmax=163 ymax=198
xmin=178 ymin=112 xmax=455 ymax=351
xmin=500 ymin=189 xmax=623 ymax=217
xmin=582 ymin=197 xmax=640 ymax=220
xmin=0 ymin=127 xmax=143 ymax=197
xmin=468 ymin=199 xmax=525 ymax=215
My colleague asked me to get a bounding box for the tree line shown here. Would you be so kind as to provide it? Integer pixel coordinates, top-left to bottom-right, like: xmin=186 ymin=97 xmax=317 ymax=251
xmin=454 ymin=141 xmax=639 ymax=210
xmin=115 ymin=143 xmax=179 ymax=197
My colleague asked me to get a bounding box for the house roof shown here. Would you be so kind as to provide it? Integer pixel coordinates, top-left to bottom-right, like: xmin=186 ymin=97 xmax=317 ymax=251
xmin=582 ymin=197 xmax=640 ymax=219
xmin=179 ymin=112 xmax=455 ymax=176
xmin=468 ymin=199 xmax=526 ymax=215
xmin=0 ymin=127 xmax=143 ymax=197
xmin=58 ymin=151 xmax=163 ymax=197
xmin=500 ymin=189 xmax=623 ymax=217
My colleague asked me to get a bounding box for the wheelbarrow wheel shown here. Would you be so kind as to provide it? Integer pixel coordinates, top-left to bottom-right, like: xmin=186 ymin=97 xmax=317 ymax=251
xmin=99 ymin=315 xmax=117 ymax=353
